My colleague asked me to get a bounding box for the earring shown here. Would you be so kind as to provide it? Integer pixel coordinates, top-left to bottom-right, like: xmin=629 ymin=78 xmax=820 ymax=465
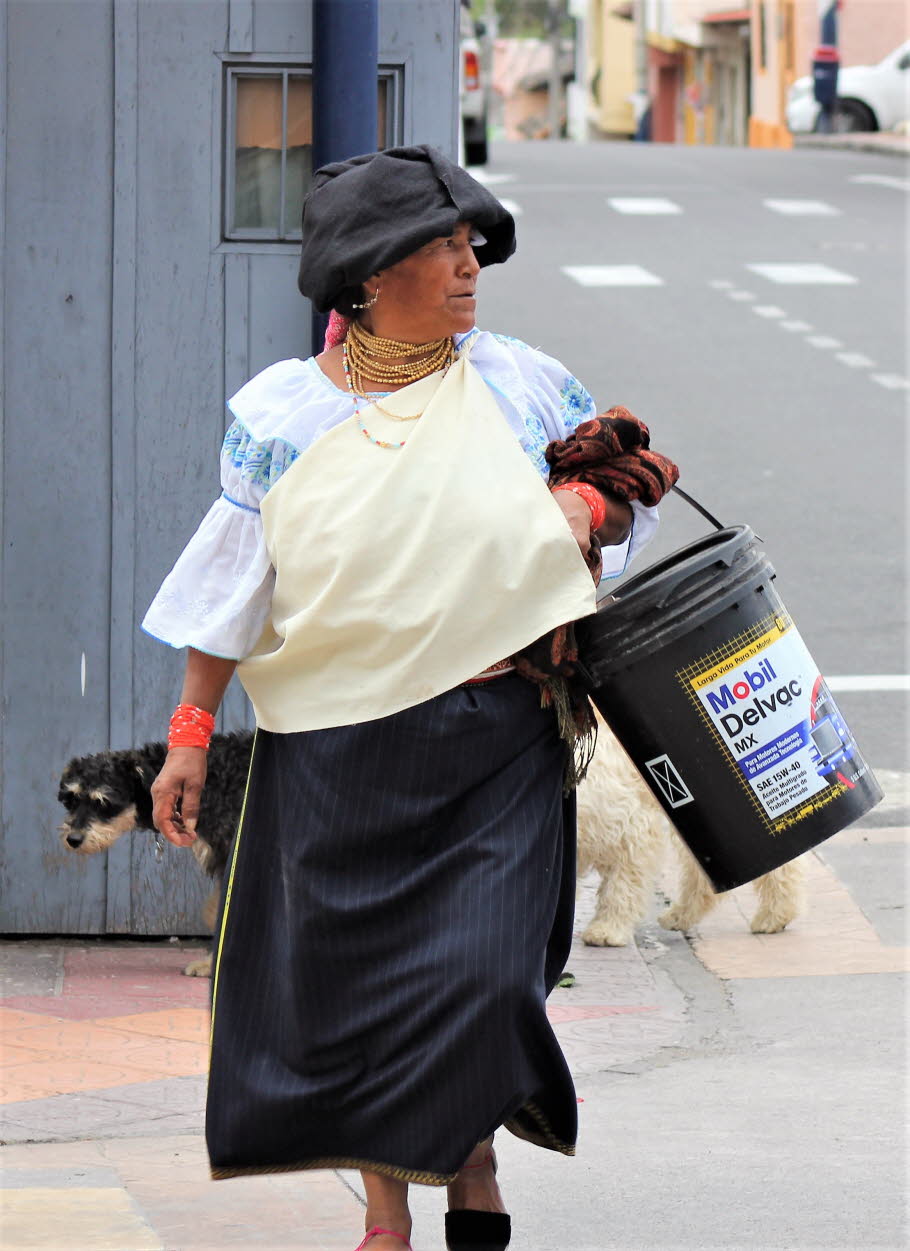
xmin=352 ymin=287 xmax=380 ymax=310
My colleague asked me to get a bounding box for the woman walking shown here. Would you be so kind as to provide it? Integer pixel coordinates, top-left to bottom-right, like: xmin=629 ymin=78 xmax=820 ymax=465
xmin=145 ymin=145 xmax=676 ymax=1251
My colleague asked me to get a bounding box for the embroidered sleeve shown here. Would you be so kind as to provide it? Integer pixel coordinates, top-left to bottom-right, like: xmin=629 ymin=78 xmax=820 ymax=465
xmin=221 ymin=418 xmax=300 ymax=496
xmin=140 ymin=420 xmax=283 ymax=659
xmin=530 ymin=350 xmax=598 ymax=439
xmin=467 ymin=331 xmax=661 ymax=578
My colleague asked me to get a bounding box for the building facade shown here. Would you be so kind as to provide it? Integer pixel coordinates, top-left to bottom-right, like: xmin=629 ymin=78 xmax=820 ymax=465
xmin=582 ymin=0 xmax=906 ymax=146
xmin=1 ymin=0 xmax=459 ymax=935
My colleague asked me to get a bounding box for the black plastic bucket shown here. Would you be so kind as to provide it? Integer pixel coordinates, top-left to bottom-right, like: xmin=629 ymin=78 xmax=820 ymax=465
xmin=576 ymin=526 xmax=882 ymax=891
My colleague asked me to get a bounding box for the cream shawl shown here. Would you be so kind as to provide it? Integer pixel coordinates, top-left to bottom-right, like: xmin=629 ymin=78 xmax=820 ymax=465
xmin=236 ymin=347 xmax=597 ymax=732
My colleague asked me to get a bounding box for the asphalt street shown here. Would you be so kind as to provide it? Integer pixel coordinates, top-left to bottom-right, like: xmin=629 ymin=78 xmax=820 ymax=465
xmin=472 ymin=141 xmax=908 ymax=774
xmin=2 ymin=141 xmax=906 ymax=1251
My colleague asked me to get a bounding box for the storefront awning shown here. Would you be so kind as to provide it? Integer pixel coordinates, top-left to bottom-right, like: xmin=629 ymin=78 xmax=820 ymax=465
xmin=703 ymin=8 xmax=750 ymax=22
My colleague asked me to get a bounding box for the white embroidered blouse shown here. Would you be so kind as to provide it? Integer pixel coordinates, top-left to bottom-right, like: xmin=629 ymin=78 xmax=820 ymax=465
xmin=142 ymin=329 xmax=659 ymax=660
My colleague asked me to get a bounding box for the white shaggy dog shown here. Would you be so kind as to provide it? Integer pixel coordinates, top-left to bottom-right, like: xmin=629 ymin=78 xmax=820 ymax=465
xmin=576 ymin=722 xmax=806 ymax=947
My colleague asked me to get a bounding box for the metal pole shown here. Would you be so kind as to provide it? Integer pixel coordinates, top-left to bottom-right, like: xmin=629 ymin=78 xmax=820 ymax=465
xmin=312 ymin=0 xmax=379 ymax=172
xmin=310 ymin=0 xmax=378 ymax=345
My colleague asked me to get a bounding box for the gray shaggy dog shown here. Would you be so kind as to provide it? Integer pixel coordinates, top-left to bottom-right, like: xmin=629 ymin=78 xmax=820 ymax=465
xmin=57 ymin=731 xmax=253 ymax=975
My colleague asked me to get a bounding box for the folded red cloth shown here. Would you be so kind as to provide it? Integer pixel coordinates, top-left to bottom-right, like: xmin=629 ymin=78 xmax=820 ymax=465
xmin=545 ymin=405 xmax=679 ymax=507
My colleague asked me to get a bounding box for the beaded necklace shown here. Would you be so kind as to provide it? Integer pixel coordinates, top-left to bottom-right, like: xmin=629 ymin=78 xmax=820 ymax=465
xmin=346 ymin=320 xmax=455 ymax=391
xmin=343 ymin=322 xmax=456 ymax=449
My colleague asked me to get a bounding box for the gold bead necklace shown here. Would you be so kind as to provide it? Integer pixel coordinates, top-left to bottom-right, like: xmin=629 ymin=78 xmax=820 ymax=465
xmin=342 ymin=321 xmax=456 ymax=438
xmin=345 ymin=320 xmax=455 ymax=397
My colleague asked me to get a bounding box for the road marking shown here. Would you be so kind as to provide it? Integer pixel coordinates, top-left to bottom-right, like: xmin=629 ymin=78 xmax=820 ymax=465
xmin=709 ymin=279 xmax=734 ymax=289
xmin=780 ymin=319 xmax=813 ymax=331
xmin=497 ymin=197 xmax=522 ymax=216
xmin=607 ymin=197 xmax=682 ymax=214
xmin=826 ymin=675 xmax=910 ymax=692
xmin=748 ymin=262 xmax=858 ymax=285
xmin=806 ymin=335 xmax=843 ymax=349
xmin=752 ymin=305 xmax=786 ymax=318
xmin=465 ymin=169 xmax=515 ymax=185
xmin=835 ymin=352 xmax=875 ymax=369
xmin=764 ymin=198 xmax=841 ymax=216
xmin=562 ymin=265 xmax=664 ymax=287
xmin=727 ymin=290 xmax=755 ymax=301
xmin=849 ymin=173 xmax=910 ymax=191
xmin=871 ymin=373 xmax=910 ymax=391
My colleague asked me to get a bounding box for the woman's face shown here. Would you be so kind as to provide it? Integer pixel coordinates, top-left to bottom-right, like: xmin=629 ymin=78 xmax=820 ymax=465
xmin=364 ymin=221 xmax=482 ymax=341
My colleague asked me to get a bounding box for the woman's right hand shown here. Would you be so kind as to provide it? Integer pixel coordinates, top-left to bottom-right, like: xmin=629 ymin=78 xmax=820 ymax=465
xmin=151 ymin=747 xmax=208 ymax=846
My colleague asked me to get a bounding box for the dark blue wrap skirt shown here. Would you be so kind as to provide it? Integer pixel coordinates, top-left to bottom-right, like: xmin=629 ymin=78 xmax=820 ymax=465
xmin=207 ymin=673 xmax=578 ymax=1182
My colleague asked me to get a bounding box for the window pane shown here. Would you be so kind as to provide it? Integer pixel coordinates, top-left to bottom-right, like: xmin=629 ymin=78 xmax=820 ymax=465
xmin=378 ymin=77 xmax=388 ymax=144
xmin=234 ymin=76 xmax=283 ymax=231
xmin=281 ymin=77 xmax=387 ymax=234
xmin=232 ymin=71 xmax=394 ymax=239
xmin=284 ymin=77 xmax=313 ymax=234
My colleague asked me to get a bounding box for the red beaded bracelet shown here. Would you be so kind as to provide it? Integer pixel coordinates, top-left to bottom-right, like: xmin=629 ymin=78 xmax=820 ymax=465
xmin=551 ymin=481 xmax=608 ymax=532
xmin=168 ymin=703 xmax=216 ymax=751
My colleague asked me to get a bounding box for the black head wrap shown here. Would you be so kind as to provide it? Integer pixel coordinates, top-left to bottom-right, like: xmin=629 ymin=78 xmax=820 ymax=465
xmin=298 ymin=144 xmax=517 ymax=313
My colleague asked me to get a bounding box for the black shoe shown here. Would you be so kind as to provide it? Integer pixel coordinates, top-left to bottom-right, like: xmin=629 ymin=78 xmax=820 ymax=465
xmin=444 ymin=1209 xmax=511 ymax=1251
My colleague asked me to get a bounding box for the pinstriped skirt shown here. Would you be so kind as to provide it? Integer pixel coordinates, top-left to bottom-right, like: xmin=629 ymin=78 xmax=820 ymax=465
xmin=206 ymin=673 xmax=578 ymax=1182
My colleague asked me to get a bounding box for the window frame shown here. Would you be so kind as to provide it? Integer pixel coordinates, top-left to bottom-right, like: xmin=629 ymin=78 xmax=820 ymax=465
xmin=223 ymin=60 xmax=405 ymax=243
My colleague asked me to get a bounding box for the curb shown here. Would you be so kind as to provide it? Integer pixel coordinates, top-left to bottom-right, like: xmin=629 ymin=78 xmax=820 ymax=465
xmin=792 ymin=132 xmax=910 ymax=159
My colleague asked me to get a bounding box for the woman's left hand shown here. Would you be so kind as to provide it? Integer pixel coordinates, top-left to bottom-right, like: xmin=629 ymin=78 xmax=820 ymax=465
xmin=553 ymin=489 xmax=596 ymax=559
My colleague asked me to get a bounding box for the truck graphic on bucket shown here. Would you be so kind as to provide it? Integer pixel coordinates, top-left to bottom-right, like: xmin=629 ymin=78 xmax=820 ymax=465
xmin=809 ymin=678 xmax=863 ymax=787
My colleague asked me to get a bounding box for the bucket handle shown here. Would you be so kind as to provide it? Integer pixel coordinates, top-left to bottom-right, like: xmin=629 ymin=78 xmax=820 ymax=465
xmin=671 ymin=485 xmax=725 ymax=531
xmin=671 ymin=486 xmax=763 ymax=544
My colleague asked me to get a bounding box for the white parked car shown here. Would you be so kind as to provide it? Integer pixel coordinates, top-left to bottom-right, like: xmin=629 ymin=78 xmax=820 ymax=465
xmin=786 ymin=40 xmax=910 ymax=133
xmin=460 ymin=1 xmax=489 ymax=165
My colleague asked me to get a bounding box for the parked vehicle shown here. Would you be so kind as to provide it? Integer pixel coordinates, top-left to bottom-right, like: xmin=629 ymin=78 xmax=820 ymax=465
xmin=786 ymin=40 xmax=910 ymax=133
xmin=460 ymin=1 xmax=489 ymax=165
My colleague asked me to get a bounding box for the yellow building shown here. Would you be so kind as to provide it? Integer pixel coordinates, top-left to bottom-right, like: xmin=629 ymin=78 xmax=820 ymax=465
xmin=584 ymin=0 xmax=907 ymax=147
xmin=585 ymin=0 xmax=751 ymax=144
xmin=586 ymin=2 xmax=637 ymax=137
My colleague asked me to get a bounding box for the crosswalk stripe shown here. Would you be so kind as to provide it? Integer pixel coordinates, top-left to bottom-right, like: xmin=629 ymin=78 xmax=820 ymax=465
xmin=562 ymin=265 xmax=664 ymax=287
xmin=747 ymin=263 xmax=858 ymax=285
xmin=871 ymin=374 xmax=910 ymax=391
xmin=827 ymin=675 xmax=910 ymax=692
xmin=497 ymin=198 xmax=522 ymax=216
xmin=806 ymin=335 xmax=843 ymax=349
xmin=607 ymin=197 xmax=682 ymax=214
xmin=752 ymin=305 xmax=786 ymax=318
xmin=835 ymin=352 xmax=875 ymax=369
xmin=780 ymin=320 xmax=812 ymax=331
xmin=849 ymin=174 xmax=910 ymax=192
xmin=465 ymin=169 xmax=515 ymax=185
xmin=764 ymin=198 xmax=840 ymax=216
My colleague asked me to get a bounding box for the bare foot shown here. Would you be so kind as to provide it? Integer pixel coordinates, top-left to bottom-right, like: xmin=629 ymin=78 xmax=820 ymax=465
xmin=446 ymin=1138 xmax=507 ymax=1214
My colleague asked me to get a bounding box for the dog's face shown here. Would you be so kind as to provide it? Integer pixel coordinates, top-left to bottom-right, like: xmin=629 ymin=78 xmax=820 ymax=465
xmin=57 ymin=754 xmax=154 ymax=854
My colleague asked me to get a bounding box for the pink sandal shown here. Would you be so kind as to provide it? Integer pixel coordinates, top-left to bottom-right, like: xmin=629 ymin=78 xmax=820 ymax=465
xmin=354 ymin=1227 xmax=413 ymax=1251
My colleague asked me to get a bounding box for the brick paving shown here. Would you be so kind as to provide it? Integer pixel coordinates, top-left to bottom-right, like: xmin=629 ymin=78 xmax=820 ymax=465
xmin=689 ymin=826 xmax=909 ymax=980
xmin=0 ymin=880 xmax=685 ymax=1248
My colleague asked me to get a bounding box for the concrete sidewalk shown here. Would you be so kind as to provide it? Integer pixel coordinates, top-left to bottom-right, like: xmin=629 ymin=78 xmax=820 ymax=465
xmin=3 ymin=816 xmax=907 ymax=1251
xmin=0 ymin=879 xmax=687 ymax=1251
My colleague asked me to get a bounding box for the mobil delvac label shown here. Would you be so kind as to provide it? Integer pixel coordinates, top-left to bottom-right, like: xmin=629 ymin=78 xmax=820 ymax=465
xmin=683 ymin=614 xmax=870 ymax=830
